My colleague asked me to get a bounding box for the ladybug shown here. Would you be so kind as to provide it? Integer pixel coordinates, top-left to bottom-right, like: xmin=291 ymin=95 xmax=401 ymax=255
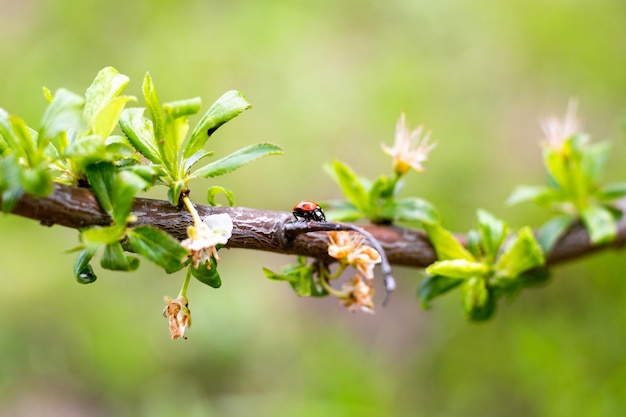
xmin=292 ymin=200 xmax=326 ymax=222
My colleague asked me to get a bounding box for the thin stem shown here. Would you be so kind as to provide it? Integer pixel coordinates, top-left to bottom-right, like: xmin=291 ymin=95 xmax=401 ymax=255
xmin=179 ymin=267 xmax=192 ymax=298
xmin=319 ymin=270 xmax=347 ymax=298
xmin=182 ymin=195 xmax=202 ymax=225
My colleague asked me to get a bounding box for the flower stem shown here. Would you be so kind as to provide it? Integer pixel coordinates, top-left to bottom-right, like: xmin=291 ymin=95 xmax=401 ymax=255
xmin=182 ymin=195 xmax=203 ymax=226
xmin=179 ymin=266 xmax=192 ymax=298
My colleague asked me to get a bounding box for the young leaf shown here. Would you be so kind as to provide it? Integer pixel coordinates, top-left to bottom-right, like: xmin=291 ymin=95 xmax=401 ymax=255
xmin=190 ymin=258 xmax=222 ymax=288
xmin=581 ymin=204 xmax=617 ymax=244
xmin=83 ymin=67 xmax=133 ymax=138
xmin=423 ymin=223 xmax=474 ymax=261
xmin=127 ymin=226 xmax=188 ymax=274
xmin=476 ymin=209 xmax=507 ymax=261
xmin=597 ymin=182 xmax=626 ymax=202
xmin=38 ymin=88 xmax=85 ymax=151
xmin=74 ymin=248 xmax=97 ymax=284
xmin=101 ymin=241 xmax=140 ymax=271
xmin=81 ymin=225 xmax=126 ymax=246
xmin=167 ymin=180 xmax=186 ymax=207
xmin=331 ymin=160 xmax=370 ymax=213
xmin=207 ymin=186 xmax=235 ymax=206
xmin=426 ymin=259 xmax=489 ymax=280
xmin=183 ymin=149 xmax=214 ymax=173
xmin=184 ymin=90 xmax=252 ymax=159
xmin=536 ymin=214 xmax=575 ymax=253
xmin=494 ymin=226 xmax=545 ymax=278
xmin=191 ymin=142 xmax=282 ymax=178
xmin=85 ymin=162 xmax=116 ymax=213
xmin=110 ymin=170 xmax=149 ymax=225
xmin=506 ymin=185 xmax=553 ymax=206
xmin=379 ymin=197 xmax=440 ymax=224
xmin=580 ymin=141 xmax=609 ymax=187
xmin=461 ymin=277 xmax=495 ymax=321
xmin=142 ymin=73 xmax=164 ymax=141
xmin=417 ymin=274 xmax=463 ymax=309
xmin=119 ymin=108 xmax=161 ymax=164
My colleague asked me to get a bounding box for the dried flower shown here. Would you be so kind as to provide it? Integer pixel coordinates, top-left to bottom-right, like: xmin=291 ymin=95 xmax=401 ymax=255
xmin=382 ymin=112 xmax=436 ymax=175
xmin=540 ymin=99 xmax=583 ymax=151
xmin=163 ymin=295 xmax=192 ymax=340
xmin=181 ymin=213 xmax=233 ymax=269
xmin=348 ymin=244 xmax=381 ymax=280
xmin=342 ymin=275 xmax=375 ymax=314
xmin=327 ymin=231 xmax=382 ymax=313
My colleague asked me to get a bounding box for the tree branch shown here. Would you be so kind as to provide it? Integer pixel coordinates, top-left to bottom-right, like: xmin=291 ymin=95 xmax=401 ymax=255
xmin=6 ymin=183 xmax=626 ymax=268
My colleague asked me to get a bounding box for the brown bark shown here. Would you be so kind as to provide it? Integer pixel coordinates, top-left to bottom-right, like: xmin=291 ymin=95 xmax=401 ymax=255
xmin=6 ymin=182 xmax=626 ymax=267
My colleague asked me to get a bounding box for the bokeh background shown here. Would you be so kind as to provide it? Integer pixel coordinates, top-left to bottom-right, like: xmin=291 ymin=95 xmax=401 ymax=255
xmin=1 ymin=0 xmax=625 ymax=416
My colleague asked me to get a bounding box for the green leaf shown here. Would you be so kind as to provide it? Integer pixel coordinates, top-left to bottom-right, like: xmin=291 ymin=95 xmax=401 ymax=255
xmin=597 ymin=182 xmax=626 ymax=202
xmin=110 ymin=170 xmax=149 ymax=225
xmin=83 ymin=67 xmax=133 ymax=138
xmin=85 ymin=162 xmax=116 ymax=213
xmin=119 ymin=108 xmax=161 ymax=164
xmin=290 ymin=270 xmax=312 ymax=296
xmin=190 ymin=258 xmax=222 ymax=288
xmin=184 ymin=90 xmax=252 ymax=159
xmin=74 ymin=249 xmax=97 ymax=284
xmin=379 ymin=197 xmax=440 ymax=224
xmin=542 ymin=146 xmax=570 ymax=191
xmin=162 ymin=99 xmax=201 ymax=173
xmin=21 ymin=163 xmax=53 ymax=196
xmin=536 ymin=214 xmax=575 ymax=253
xmin=423 ymin=223 xmax=475 ymax=261
xmin=167 ymin=180 xmax=186 ymax=206
xmin=142 ymin=73 xmax=164 ymax=141
xmin=38 ymin=88 xmax=85 ymax=151
xmin=101 ymin=241 xmax=139 ymax=271
xmin=426 ymin=259 xmax=489 ymax=280
xmin=64 ymin=134 xmax=106 ymax=161
xmin=417 ymin=274 xmax=463 ymax=309
xmin=0 ymin=114 xmax=37 ymax=165
xmin=580 ymin=141 xmax=609 ymax=187
xmin=331 ymin=160 xmax=370 ymax=213
xmin=81 ymin=225 xmax=126 ymax=246
xmin=163 ymin=97 xmax=202 ymax=119
xmin=476 ymin=209 xmax=508 ymax=261
xmin=495 ymin=226 xmax=545 ymax=278
xmin=127 ymin=226 xmax=187 ymax=273
xmin=462 ymin=277 xmax=495 ymax=321
xmin=506 ymin=185 xmax=554 ymax=206
xmin=191 ymin=142 xmax=282 ymax=178
xmin=581 ymin=204 xmax=617 ymax=244
xmin=368 ymin=175 xmax=394 ymax=207
xmin=1 ymin=187 xmax=23 ymax=213
xmin=183 ymin=149 xmax=215 ymax=173
xmin=262 ymin=267 xmax=296 ymax=282
xmin=207 ymin=186 xmax=235 ymax=206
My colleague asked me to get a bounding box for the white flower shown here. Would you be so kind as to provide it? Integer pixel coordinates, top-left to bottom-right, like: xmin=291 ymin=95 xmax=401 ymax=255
xmin=181 ymin=213 xmax=233 ymax=269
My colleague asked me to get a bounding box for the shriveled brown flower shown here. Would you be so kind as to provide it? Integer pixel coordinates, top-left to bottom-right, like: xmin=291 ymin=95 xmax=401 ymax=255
xmin=163 ymin=295 xmax=192 ymax=340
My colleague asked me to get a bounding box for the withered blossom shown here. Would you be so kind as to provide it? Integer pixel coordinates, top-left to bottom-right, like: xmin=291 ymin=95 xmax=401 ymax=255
xmin=163 ymin=295 xmax=192 ymax=340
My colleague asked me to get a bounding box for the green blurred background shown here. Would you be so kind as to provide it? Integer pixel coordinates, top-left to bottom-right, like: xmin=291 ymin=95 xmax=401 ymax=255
xmin=1 ymin=0 xmax=625 ymax=415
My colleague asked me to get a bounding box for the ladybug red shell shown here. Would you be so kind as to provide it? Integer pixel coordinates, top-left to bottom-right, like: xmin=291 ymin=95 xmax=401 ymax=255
xmin=292 ymin=200 xmax=326 ymax=222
